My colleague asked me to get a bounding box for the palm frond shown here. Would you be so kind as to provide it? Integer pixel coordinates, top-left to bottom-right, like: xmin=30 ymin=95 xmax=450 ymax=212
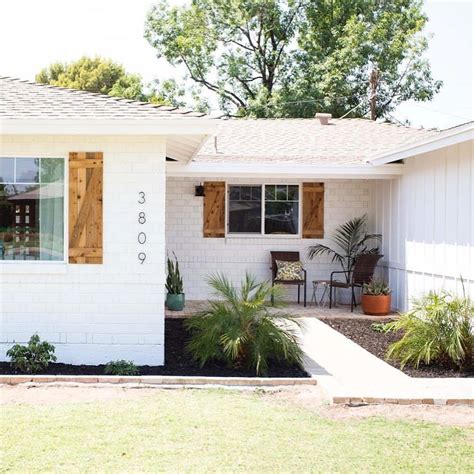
xmin=185 ymin=273 xmax=304 ymax=375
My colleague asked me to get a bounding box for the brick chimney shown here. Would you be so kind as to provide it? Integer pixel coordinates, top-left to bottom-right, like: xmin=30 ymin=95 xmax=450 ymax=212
xmin=315 ymin=112 xmax=332 ymax=125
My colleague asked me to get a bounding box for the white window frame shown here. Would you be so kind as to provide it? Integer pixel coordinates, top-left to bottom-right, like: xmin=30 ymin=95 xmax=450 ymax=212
xmin=0 ymin=154 xmax=68 ymax=265
xmin=225 ymin=183 xmax=302 ymax=238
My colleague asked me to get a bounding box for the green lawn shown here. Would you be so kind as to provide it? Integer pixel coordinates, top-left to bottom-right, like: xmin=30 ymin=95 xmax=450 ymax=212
xmin=1 ymin=389 xmax=473 ymax=473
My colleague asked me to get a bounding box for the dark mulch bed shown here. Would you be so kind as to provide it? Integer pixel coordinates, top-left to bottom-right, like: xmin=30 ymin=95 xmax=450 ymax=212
xmin=0 ymin=319 xmax=308 ymax=378
xmin=322 ymin=318 xmax=473 ymax=378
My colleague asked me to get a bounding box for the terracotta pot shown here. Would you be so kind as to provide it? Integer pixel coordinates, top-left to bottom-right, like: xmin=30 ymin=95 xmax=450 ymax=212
xmin=361 ymin=294 xmax=391 ymax=316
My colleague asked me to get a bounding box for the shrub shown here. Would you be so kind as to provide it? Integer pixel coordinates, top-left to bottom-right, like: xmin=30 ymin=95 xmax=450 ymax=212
xmin=371 ymin=322 xmax=391 ymax=333
xmin=104 ymin=360 xmax=140 ymax=376
xmin=185 ymin=273 xmax=304 ymax=375
xmin=6 ymin=334 xmax=57 ymax=373
xmin=386 ymin=290 xmax=473 ymax=370
xmin=363 ymin=279 xmax=391 ymax=296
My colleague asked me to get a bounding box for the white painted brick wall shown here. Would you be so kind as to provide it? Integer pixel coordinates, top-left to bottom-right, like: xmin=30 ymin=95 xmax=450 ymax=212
xmin=166 ymin=177 xmax=375 ymax=300
xmin=0 ymin=135 xmax=166 ymax=365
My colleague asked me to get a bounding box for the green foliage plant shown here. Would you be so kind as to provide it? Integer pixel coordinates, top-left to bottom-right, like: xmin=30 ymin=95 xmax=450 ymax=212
xmin=185 ymin=273 xmax=304 ymax=375
xmin=370 ymin=322 xmax=391 ymax=334
xmin=363 ymin=279 xmax=391 ymax=296
xmin=386 ymin=290 xmax=474 ymax=370
xmin=308 ymin=215 xmax=381 ymax=283
xmin=6 ymin=334 xmax=57 ymax=373
xmin=104 ymin=360 xmax=140 ymax=376
xmin=166 ymin=253 xmax=184 ymax=294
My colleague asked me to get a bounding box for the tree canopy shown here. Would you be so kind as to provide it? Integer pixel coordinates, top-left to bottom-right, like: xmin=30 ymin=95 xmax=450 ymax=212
xmin=36 ymin=56 xmax=148 ymax=101
xmin=145 ymin=0 xmax=442 ymax=119
xmin=36 ymin=56 xmax=210 ymax=112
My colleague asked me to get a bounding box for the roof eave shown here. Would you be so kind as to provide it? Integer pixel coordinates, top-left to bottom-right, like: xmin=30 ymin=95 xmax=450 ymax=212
xmin=369 ymin=122 xmax=474 ymax=166
xmin=0 ymin=118 xmax=217 ymax=136
xmin=167 ymin=161 xmax=403 ymax=179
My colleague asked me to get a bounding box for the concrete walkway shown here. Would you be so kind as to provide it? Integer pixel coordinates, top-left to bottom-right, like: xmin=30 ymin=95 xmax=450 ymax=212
xmin=300 ymin=318 xmax=474 ymax=405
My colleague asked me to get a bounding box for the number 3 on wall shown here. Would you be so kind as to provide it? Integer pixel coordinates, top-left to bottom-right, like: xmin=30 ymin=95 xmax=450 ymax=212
xmin=138 ymin=191 xmax=146 ymax=204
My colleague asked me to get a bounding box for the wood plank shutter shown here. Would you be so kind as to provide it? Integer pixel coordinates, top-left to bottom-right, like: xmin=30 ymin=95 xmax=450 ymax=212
xmin=203 ymin=181 xmax=225 ymax=238
xmin=302 ymin=182 xmax=324 ymax=239
xmin=68 ymin=152 xmax=103 ymax=263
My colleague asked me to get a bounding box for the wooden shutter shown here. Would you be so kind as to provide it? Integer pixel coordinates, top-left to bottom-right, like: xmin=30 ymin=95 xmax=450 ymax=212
xmin=203 ymin=181 xmax=225 ymax=238
xmin=68 ymin=152 xmax=103 ymax=263
xmin=302 ymin=182 xmax=324 ymax=239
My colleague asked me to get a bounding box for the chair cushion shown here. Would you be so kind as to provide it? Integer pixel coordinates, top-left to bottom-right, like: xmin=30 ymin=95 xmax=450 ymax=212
xmin=275 ymin=260 xmax=304 ymax=281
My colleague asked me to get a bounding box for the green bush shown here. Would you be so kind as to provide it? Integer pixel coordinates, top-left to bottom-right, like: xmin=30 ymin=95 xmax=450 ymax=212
xmin=387 ymin=290 xmax=473 ymax=370
xmin=104 ymin=360 xmax=140 ymax=376
xmin=6 ymin=334 xmax=57 ymax=373
xmin=185 ymin=273 xmax=304 ymax=375
xmin=371 ymin=322 xmax=391 ymax=333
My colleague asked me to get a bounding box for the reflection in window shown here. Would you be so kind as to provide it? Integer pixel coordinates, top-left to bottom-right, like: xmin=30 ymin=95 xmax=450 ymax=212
xmin=228 ymin=186 xmax=262 ymax=233
xmin=0 ymin=157 xmax=64 ymax=261
xmin=264 ymin=185 xmax=299 ymax=235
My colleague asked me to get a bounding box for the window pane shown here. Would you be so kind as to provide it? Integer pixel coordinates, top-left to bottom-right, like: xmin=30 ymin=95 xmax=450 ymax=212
xmin=229 ymin=187 xmax=240 ymax=201
xmin=251 ymin=186 xmax=261 ymax=201
xmin=0 ymin=158 xmax=14 ymax=183
xmin=228 ymin=185 xmax=262 ymax=233
xmin=16 ymin=158 xmax=39 ymax=183
xmin=0 ymin=158 xmax=64 ymax=261
xmin=265 ymin=201 xmax=299 ymax=235
xmin=241 ymin=186 xmax=251 ymax=200
xmin=276 ymin=185 xmax=287 ymax=201
xmin=288 ymin=185 xmax=299 ymax=201
xmin=41 ymin=158 xmax=64 ymax=183
xmin=265 ymin=185 xmax=275 ymax=201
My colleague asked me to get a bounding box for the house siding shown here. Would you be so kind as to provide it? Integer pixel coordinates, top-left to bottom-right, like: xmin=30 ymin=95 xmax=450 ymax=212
xmin=0 ymin=135 xmax=166 ymax=365
xmin=373 ymin=140 xmax=474 ymax=311
xmin=166 ymin=176 xmax=376 ymax=300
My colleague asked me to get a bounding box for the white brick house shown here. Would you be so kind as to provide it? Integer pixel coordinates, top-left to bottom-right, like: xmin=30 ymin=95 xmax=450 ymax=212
xmin=1 ymin=77 xmax=473 ymax=365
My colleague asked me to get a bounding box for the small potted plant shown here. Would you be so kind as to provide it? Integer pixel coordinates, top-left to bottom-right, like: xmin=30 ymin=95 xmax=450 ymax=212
xmin=361 ymin=278 xmax=392 ymax=316
xmin=166 ymin=253 xmax=185 ymax=311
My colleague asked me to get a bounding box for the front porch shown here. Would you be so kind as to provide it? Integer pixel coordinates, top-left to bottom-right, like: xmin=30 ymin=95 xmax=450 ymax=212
xmin=165 ymin=300 xmax=394 ymax=320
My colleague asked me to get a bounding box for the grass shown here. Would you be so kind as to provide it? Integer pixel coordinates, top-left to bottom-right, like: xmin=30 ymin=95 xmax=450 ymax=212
xmin=1 ymin=389 xmax=473 ymax=472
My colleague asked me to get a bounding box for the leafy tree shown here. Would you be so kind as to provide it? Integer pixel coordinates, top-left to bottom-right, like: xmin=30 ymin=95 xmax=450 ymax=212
xmin=148 ymin=79 xmax=187 ymax=107
xmin=284 ymin=0 xmax=442 ymax=119
xmin=145 ymin=0 xmax=302 ymax=116
xmin=36 ymin=56 xmax=147 ymax=101
xmin=145 ymin=0 xmax=441 ymax=118
xmin=37 ymin=56 xmax=210 ymax=111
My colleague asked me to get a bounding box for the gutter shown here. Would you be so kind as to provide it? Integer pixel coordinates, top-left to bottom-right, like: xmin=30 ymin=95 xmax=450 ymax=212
xmin=0 ymin=118 xmax=218 ymax=136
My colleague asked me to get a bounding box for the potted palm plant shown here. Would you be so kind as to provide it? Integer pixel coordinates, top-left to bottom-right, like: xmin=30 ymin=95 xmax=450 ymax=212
xmin=166 ymin=253 xmax=185 ymax=311
xmin=308 ymin=215 xmax=381 ymax=304
xmin=361 ymin=279 xmax=392 ymax=316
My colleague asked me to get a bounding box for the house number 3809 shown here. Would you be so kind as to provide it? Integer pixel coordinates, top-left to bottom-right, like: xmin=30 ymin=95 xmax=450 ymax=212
xmin=138 ymin=191 xmax=147 ymax=264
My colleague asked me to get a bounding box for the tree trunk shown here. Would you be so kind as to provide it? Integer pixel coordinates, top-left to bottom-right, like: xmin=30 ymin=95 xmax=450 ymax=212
xmin=369 ymin=68 xmax=379 ymax=121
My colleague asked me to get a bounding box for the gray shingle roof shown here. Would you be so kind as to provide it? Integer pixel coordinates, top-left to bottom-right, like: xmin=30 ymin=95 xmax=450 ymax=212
xmin=0 ymin=76 xmax=207 ymax=120
xmin=194 ymin=118 xmax=440 ymax=164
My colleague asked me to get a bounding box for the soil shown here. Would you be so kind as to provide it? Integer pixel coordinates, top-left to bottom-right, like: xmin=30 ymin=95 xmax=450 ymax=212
xmin=322 ymin=318 xmax=473 ymax=378
xmin=0 ymin=319 xmax=308 ymax=378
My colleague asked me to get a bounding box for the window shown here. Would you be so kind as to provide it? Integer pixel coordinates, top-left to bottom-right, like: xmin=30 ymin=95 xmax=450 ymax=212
xmin=264 ymin=185 xmax=299 ymax=235
xmin=0 ymin=157 xmax=65 ymax=261
xmin=228 ymin=186 xmax=262 ymax=233
xmin=227 ymin=184 xmax=299 ymax=236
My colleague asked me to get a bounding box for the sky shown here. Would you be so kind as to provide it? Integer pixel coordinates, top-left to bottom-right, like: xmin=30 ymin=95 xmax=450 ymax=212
xmin=0 ymin=0 xmax=472 ymax=129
